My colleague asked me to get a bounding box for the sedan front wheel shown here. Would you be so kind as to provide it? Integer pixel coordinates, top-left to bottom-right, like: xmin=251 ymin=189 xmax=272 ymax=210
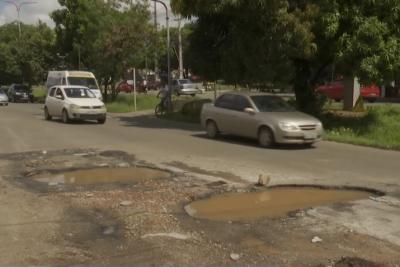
xmin=62 ymin=109 xmax=70 ymax=124
xmin=97 ymin=116 xmax=106 ymax=124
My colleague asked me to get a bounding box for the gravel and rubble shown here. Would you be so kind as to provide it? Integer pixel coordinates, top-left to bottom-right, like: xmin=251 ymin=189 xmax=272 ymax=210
xmin=0 ymin=149 xmax=399 ymax=266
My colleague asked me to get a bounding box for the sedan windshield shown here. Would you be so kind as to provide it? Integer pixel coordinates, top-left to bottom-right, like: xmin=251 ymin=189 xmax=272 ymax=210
xmin=251 ymin=95 xmax=296 ymax=112
xmin=15 ymin=85 xmax=29 ymax=92
xmin=67 ymin=77 xmax=99 ymax=89
xmin=64 ymin=88 xmax=95 ymax=98
xmin=179 ymin=79 xmax=190 ymax=84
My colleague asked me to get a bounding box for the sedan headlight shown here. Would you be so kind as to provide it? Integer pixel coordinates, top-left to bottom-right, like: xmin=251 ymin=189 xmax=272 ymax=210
xmin=279 ymin=122 xmax=301 ymax=131
xmin=70 ymin=104 xmax=80 ymax=109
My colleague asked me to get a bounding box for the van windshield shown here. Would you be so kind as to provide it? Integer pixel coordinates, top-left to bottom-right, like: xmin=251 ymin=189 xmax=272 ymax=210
xmin=67 ymin=77 xmax=99 ymax=90
xmin=64 ymin=88 xmax=96 ymax=98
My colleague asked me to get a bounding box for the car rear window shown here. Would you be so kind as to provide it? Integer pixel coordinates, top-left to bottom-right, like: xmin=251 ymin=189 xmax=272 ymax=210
xmin=251 ymin=95 xmax=295 ymax=112
xmin=215 ymin=94 xmax=236 ymax=109
xmin=179 ymin=79 xmax=190 ymax=84
xmin=15 ymin=85 xmax=29 ymax=92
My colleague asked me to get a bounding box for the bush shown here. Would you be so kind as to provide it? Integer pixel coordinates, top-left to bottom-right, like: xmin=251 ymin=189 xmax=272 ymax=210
xmin=323 ymin=105 xmax=400 ymax=150
xmin=32 ymin=86 xmax=47 ymax=103
xmin=106 ymin=94 xmax=158 ymax=113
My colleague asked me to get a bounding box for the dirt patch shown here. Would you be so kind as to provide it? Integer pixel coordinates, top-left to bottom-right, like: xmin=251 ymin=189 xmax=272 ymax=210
xmin=168 ymin=161 xmax=244 ymax=183
xmin=98 ymin=150 xmax=135 ymax=162
xmin=333 ymin=257 xmax=382 ymax=267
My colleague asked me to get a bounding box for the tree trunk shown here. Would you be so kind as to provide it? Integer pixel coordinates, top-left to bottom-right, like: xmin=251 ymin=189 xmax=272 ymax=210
xmin=111 ymin=77 xmax=118 ymax=101
xmin=293 ymin=59 xmax=320 ymax=115
xmin=103 ymin=78 xmax=109 ymax=103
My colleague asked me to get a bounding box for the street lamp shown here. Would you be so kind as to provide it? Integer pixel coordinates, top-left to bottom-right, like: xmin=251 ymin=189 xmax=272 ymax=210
xmin=56 ymin=53 xmax=68 ymax=70
xmin=151 ymin=0 xmax=171 ymax=109
xmin=2 ymin=0 xmax=37 ymax=38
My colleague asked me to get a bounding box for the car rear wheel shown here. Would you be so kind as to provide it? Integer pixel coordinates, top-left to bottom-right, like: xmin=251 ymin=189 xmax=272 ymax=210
xmin=62 ymin=109 xmax=70 ymax=124
xmin=206 ymin=120 xmax=219 ymax=139
xmin=44 ymin=107 xmax=52 ymax=120
xmin=258 ymin=127 xmax=275 ymax=148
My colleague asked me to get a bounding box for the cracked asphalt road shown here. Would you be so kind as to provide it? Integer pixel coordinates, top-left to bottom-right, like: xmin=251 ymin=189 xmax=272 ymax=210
xmin=1 ymin=103 xmax=399 ymax=192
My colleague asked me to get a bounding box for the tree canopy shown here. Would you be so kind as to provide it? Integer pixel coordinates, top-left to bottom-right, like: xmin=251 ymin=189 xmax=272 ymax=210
xmin=0 ymin=22 xmax=55 ymax=86
xmin=51 ymin=0 xmax=156 ymax=100
xmin=172 ymin=0 xmax=400 ymax=113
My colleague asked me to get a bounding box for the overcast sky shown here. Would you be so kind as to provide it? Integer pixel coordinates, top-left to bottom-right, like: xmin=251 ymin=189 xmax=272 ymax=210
xmin=0 ymin=0 xmax=183 ymax=28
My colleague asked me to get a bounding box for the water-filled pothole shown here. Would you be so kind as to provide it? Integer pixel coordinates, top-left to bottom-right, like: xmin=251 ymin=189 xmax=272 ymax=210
xmin=31 ymin=167 xmax=170 ymax=185
xmin=185 ymin=187 xmax=374 ymax=221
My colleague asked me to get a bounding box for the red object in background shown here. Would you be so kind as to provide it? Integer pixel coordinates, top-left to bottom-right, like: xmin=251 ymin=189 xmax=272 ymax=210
xmin=117 ymin=81 xmax=134 ymax=93
xmin=317 ymin=81 xmax=381 ymax=102
xmin=117 ymin=81 xmax=148 ymax=93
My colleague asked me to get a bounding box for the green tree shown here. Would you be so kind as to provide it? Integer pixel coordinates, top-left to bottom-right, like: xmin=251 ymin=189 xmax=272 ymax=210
xmin=91 ymin=3 xmax=155 ymax=100
xmin=172 ymin=0 xmax=400 ymax=114
xmin=156 ymin=23 xmax=194 ymax=78
xmin=51 ymin=0 xmax=109 ymax=69
xmin=0 ymin=22 xmax=56 ymax=86
xmin=51 ymin=0 xmax=155 ymax=101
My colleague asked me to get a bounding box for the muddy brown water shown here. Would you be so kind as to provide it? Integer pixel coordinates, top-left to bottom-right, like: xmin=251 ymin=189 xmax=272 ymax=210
xmin=31 ymin=167 xmax=170 ymax=185
xmin=185 ymin=187 xmax=372 ymax=221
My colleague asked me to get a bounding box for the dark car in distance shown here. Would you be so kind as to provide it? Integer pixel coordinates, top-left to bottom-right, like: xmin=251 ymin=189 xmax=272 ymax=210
xmin=7 ymin=84 xmax=33 ymax=103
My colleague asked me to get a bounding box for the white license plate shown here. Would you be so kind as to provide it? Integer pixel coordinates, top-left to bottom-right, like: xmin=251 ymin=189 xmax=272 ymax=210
xmin=304 ymin=132 xmax=317 ymax=139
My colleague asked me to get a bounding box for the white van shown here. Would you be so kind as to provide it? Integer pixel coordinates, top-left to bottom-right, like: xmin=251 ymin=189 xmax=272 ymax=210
xmin=46 ymin=71 xmax=102 ymax=99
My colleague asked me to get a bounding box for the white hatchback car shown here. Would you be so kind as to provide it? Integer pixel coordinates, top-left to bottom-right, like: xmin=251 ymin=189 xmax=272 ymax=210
xmin=44 ymin=86 xmax=107 ymax=124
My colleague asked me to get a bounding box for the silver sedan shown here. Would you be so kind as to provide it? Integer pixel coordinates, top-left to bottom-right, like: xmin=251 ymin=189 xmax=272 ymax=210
xmin=201 ymin=92 xmax=324 ymax=147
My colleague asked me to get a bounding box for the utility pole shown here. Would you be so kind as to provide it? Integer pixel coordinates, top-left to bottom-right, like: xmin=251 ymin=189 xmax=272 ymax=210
xmin=151 ymin=0 xmax=171 ymax=110
xmin=133 ymin=68 xmax=137 ymax=112
xmin=153 ymin=1 xmax=158 ymax=80
xmin=178 ymin=16 xmax=184 ymax=79
xmin=78 ymin=45 xmax=81 ymax=70
xmin=2 ymin=1 xmax=37 ymax=38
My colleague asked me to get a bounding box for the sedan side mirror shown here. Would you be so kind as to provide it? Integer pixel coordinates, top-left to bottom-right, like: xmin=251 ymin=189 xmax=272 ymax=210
xmin=244 ymin=107 xmax=256 ymax=115
xmin=56 ymin=95 xmax=63 ymax=100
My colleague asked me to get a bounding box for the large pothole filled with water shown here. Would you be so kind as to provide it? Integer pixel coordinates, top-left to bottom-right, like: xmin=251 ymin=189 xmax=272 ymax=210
xmin=31 ymin=167 xmax=170 ymax=186
xmin=185 ymin=187 xmax=376 ymax=221
xmin=20 ymin=167 xmax=171 ymax=192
